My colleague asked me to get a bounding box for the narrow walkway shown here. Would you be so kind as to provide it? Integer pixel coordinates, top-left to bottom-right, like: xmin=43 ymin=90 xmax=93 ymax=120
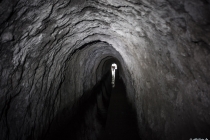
xmin=100 ymin=79 xmax=140 ymax=140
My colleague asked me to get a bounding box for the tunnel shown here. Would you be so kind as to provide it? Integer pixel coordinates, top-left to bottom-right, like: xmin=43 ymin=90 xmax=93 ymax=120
xmin=0 ymin=0 xmax=210 ymax=140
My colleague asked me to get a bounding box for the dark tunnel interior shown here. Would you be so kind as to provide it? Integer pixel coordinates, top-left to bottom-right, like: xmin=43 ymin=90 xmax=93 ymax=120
xmin=0 ymin=0 xmax=210 ymax=140
xmin=45 ymin=55 xmax=133 ymax=140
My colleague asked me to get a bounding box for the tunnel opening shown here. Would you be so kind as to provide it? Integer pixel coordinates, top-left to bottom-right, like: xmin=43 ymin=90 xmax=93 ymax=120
xmin=111 ymin=63 xmax=117 ymax=87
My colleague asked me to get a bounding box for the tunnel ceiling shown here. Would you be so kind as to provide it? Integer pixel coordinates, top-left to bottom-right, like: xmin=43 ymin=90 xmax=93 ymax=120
xmin=0 ymin=0 xmax=210 ymax=139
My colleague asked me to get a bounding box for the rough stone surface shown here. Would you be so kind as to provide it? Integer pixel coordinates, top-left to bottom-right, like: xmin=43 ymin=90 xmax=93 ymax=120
xmin=0 ymin=0 xmax=210 ymax=139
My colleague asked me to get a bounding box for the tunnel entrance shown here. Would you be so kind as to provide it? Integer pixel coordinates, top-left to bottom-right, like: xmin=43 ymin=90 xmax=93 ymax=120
xmin=111 ymin=63 xmax=117 ymax=87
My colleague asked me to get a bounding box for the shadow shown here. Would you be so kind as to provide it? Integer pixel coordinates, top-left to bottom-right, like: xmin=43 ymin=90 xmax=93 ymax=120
xmin=100 ymin=78 xmax=141 ymax=140
xmin=44 ymin=71 xmax=112 ymax=140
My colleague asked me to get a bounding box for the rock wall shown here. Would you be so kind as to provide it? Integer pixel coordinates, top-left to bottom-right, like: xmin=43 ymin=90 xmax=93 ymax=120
xmin=0 ymin=0 xmax=210 ymax=139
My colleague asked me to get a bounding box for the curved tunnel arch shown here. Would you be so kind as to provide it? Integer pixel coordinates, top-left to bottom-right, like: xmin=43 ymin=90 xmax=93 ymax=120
xmin=42 ymin=34 xmax=137 ymax=139
xmin=45 ymin=39 xmax=136 ymax=140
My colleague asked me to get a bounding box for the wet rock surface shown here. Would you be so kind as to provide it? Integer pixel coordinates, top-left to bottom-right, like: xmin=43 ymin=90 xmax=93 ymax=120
xmin=0 ymin=0 xmax=210 ymax=139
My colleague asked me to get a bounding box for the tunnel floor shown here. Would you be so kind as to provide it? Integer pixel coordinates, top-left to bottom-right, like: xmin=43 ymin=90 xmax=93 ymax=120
xmin=100 ymin=79 xmax=140 ymax=140
xmin=45 ymin=78 xmax=140 ymax=140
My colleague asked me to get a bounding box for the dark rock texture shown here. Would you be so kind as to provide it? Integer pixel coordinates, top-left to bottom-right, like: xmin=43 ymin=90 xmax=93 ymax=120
xmin=0 ymin=0 xmax=210 ymax=139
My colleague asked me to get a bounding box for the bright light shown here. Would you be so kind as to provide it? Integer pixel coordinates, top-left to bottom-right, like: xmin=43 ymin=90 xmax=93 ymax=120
xmin=111 ymin=63 xmax=117 ymax=87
